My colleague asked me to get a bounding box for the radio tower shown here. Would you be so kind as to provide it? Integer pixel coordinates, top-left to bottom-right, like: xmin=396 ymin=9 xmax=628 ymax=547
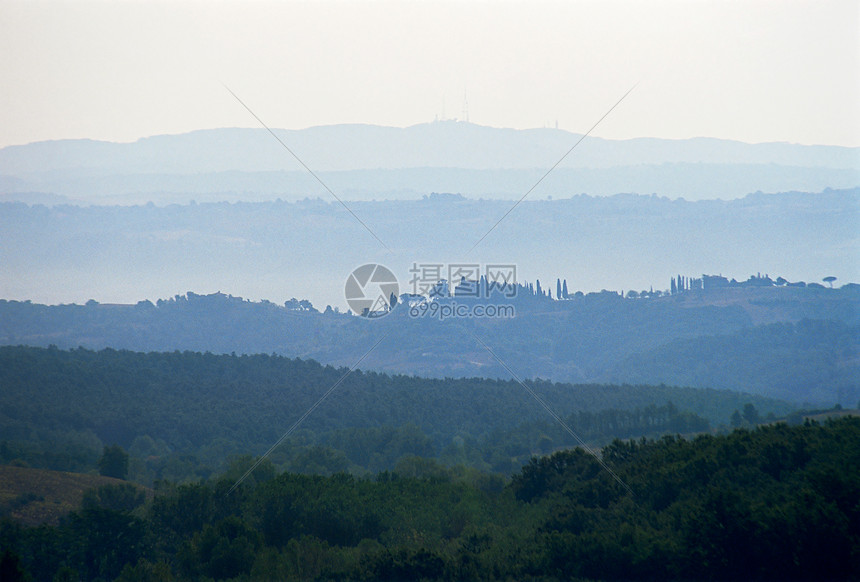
xmin=462 ymin=90 xmax=469 ymax=123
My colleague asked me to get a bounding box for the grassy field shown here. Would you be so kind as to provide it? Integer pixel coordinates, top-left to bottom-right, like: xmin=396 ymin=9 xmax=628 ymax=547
xmin=0 ymin=465 xmax=147 ymax=526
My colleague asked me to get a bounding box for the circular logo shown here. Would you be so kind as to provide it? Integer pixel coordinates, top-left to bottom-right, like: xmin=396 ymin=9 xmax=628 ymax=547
xmin=344 ymin=264 xmax=399 ymax=318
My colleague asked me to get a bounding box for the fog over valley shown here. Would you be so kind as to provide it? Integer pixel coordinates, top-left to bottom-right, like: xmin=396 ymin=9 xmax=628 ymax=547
xmin=1 ymin=2 xmax=858 ymax=579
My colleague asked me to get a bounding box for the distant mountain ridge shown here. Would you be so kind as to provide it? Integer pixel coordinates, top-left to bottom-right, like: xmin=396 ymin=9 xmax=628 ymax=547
xmin=3 ymin=123 xmax=858 ymax=174
xmin=1 ymin=123 xmax=857 ymax=203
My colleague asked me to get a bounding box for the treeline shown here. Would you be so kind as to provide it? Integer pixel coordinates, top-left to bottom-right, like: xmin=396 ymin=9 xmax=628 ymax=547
xmin=0 ymin=346 xmax=791 ymax=483
xmin=669 ymin=272 xmax=849 ymax=294
xmin=1 ymin=418 xmax=857 ymax=581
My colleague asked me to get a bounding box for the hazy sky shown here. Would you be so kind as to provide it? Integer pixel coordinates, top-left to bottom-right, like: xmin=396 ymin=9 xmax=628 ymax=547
xmin=1 ymin=0 xmax=858 ymax=149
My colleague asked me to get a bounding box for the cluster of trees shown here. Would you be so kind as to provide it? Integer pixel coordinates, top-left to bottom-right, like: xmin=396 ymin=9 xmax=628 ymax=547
xmin=445 ymin=277 xmax=635 ymax=301
xmin=98 ymin=445 xmax=130 ymax=480
xmin=670 ymin=272 xmax=848 ymax=294
xmin=1 ymin=417 xmax=857 ymax=581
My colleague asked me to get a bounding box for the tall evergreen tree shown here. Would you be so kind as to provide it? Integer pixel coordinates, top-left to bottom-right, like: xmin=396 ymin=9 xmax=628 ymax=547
xmin=98 ymin=445 xmax=129 ymax=480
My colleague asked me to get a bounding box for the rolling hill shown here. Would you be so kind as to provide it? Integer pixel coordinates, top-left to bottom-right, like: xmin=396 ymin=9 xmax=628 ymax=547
xmin=1 ymin=282 xmax=857 ymax=406
xmin=0 ymin=465 xmax=147 ymax=526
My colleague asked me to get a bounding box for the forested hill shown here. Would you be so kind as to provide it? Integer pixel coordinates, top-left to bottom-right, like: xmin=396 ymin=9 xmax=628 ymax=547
xmin=1 ymin=282 xmax=857 ymax=405
xmin=0 ymin=346 xmax=793 ymax=480
xmin=2 ymin=417 xmax=858 ymax=581
xmin=605 ymin=319 xmax=859 ymax=405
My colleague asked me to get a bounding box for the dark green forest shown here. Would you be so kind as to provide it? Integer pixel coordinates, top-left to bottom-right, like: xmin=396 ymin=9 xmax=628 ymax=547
xmin=0 ymin=346 xmax=793 ymax=483
xmin=2 ymin=418 xmax=858 ymax=581
xmin=1 ymin=346 xmax=854 ymax=581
